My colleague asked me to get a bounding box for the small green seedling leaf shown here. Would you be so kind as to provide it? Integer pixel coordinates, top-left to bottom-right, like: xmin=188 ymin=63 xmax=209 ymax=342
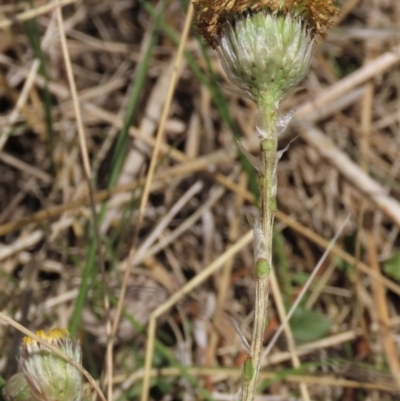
xmin=382 ymin=252 xmax=400 ymax=282
xmin=290 ymin=306 xmax=331 ymax=344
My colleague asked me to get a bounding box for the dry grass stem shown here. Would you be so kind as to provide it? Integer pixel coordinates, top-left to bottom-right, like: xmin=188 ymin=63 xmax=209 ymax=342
xmin=0 ymin=0 xmax=78 ymax=29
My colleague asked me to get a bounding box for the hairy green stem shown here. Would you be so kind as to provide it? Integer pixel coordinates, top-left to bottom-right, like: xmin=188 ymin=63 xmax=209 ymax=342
xmin=242 ymin=95 xmax=278 ymax=401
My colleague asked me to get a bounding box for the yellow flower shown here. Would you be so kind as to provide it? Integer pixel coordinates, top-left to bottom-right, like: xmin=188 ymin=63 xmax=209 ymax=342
xmin=19 ymin=329 xmax=82 ymax=401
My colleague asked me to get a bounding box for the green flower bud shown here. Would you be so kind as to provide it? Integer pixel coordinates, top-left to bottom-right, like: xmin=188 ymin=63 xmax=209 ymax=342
xmin=2 ymin=373 xmax=32 ymax=401
xmin=217 ymin=11 xmax=314 ymax=102
xmin=19 ymin=329 xmax=82 ymax=401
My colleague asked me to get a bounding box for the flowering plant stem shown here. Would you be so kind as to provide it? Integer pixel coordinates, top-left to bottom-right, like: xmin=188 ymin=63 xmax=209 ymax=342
xmin=242 ymin=95 xmax=278 ymax=401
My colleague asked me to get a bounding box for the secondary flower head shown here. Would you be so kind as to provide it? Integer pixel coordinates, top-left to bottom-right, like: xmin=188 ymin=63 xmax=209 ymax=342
xmin=193 ymin=0 xmax=339 ymax=102
xmin=19 ymin=329 xmax=82 ymax=401
xmin=2 ymin=373 xmax=31 ymax=401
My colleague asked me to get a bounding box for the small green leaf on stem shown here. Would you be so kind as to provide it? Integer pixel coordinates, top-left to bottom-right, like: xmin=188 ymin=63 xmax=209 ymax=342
xmin=269 ymin=199 xmax=277 ymax=211
xmin=261 ymin=139 xmax=275 ymax=151
xmin=256 ymin=258 xmax=271 ymax=280
xmin=243 ymin=358 xmax=255 ymax=384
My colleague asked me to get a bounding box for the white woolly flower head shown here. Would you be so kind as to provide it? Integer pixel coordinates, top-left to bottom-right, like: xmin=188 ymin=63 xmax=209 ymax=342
xmin=217 ymin=11 xmax=314 ymax=102
xmin=19 ymin=329 xmax=82 ymax=401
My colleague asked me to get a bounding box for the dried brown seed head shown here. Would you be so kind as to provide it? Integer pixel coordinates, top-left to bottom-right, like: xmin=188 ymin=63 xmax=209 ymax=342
xmin=193 ymin=0 xmax=339 ymax=48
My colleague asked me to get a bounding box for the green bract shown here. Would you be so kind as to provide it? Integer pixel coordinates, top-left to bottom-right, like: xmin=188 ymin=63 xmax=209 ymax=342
xmin=217 ymin=12 xmax=313 ymax=102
